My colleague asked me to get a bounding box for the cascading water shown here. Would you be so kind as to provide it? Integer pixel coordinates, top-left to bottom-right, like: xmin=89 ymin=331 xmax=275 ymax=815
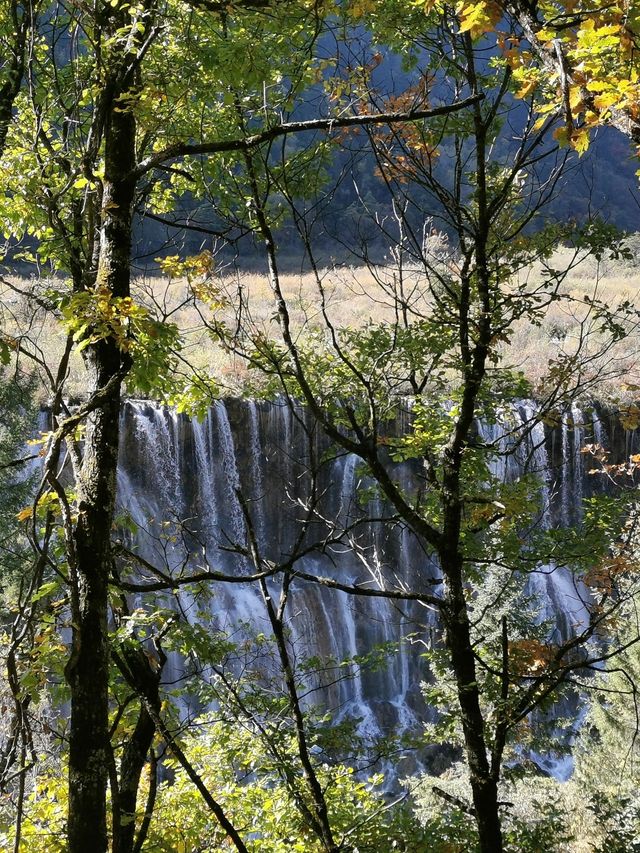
xmin=117 ymin=399 xmax=437 ymax=753
xmin=115 ymin=398 xmax=628 ymax=776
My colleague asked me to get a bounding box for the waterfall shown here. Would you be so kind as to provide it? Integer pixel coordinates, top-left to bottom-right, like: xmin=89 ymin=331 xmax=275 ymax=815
xmin=192 ymin=409 xmax=219 ymax=544
xmin=247 ymin=400 xmax=266 ymax=543
xmin=115 ymin=398 xmax=632 ymax=774
xmin=211 ymin=400 xmax=245 ymax=547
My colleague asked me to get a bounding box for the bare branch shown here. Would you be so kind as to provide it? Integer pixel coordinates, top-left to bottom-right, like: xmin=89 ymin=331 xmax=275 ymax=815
xmin=131 ymin=95 xmax=485 ymax=180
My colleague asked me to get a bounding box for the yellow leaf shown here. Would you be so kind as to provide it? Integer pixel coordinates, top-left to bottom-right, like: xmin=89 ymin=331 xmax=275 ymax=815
xmin=569 ymin=85 xmax=583 ymax=111
xmin=586 ymin=80 xmax=610 ymax=93
xmin=516 ymin=78 xmax=538 ymax=99
xmin=571 ymin=128 xmax=590 ymax=155
xmin=593 ymin=92 xmax=619 ymax=112
xmin=17 ymin=506 xmax=33 ymax=522
xmin=553 ymin=125 xmax=570 ymax=146
xmin=579 ymin=18 xmax=595 ymax=33
xmin=457 ymin=0 xmax=501 ymax=37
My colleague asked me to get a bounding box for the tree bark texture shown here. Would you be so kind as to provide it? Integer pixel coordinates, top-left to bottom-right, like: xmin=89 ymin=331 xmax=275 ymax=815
xmin=114 ymin=647 xmax=162 ymax=853
xmin=442 ymin=558 xmax=503 ymax=853
xmin=66 ymin=65 xmax=137 ymax=853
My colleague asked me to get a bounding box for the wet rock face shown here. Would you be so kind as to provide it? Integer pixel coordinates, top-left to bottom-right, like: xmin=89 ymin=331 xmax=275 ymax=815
xmin=115 ymin=398 xmax=638 ymax=770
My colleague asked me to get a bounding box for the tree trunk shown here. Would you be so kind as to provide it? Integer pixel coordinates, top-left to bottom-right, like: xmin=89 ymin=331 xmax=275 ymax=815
xmin=442 ymin=564 xmax=503 ymax=853
xmin=66 ymin=352 xmax=122 ymax=853
xmin=438 ymin=53 xmax=504 ymax=849
xmin=115 ymin=647 xmax=163 ymax=853
xmin=0 ymin=0 xmax=30 ymax=157
xmin=66 ymin=71 xmax=136 ymax=853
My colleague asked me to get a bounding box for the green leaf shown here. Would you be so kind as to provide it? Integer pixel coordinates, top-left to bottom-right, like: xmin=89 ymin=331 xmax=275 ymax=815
xmin=31 ymin=581 xmax=59 ymax=604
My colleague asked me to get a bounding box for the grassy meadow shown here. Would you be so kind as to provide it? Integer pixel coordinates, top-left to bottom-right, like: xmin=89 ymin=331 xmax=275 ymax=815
xmin=4 ymin=242 xmax=640 ymax=404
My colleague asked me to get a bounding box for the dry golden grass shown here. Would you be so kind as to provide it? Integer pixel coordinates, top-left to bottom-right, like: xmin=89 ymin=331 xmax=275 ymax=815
xmin=500 ymin=248 xmax=640 ymax=397
xmin=4 ymin=246 xmax=640 ymax=403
